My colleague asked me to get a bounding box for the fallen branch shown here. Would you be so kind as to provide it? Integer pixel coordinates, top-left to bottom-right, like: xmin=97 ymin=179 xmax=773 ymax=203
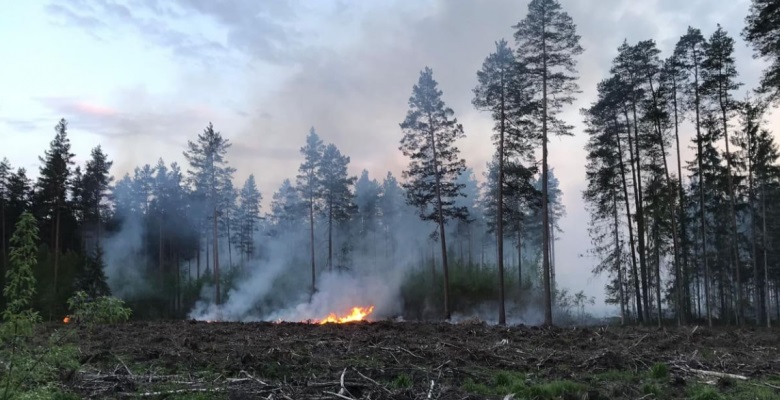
xmin=324 ymin=390 xmax=355 ymax=400
xmin=120 ymin=388 xmax=225 ymax=397
xmin=352 ymin=368 xmax=391 ymax=394
xmin=688 ymin=368 xmax=748 ymax=381
xmin=112 ymin=353 xmax=134 ymax=377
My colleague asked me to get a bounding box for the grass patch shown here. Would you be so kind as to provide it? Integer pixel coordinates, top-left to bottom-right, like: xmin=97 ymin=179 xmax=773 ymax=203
xmin=649 ymin=363 xmax=668 ymax=379
xmin=688 ymin=385 xmax=725 ymax=400
xmin=461 ymin=371 xmax=585 ymax=399
xmin=391 ymin=373 xmax=413 ymax=389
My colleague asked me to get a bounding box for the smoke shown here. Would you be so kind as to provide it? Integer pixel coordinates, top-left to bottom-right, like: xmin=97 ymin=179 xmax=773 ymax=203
xmin=102 ymin=215 xmax=150 ymax=298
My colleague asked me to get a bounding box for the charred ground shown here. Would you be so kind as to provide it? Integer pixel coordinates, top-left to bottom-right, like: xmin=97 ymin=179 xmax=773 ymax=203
xmin=63 ymin=321 xmax=779 ymax=399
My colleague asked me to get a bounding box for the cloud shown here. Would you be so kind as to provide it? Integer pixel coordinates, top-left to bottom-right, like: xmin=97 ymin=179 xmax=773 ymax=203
xmin=46 ymin=0 xmax=298 ymax=65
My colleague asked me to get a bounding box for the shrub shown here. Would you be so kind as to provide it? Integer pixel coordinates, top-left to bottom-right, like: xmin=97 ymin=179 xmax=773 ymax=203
xmin=66 ymin=291 xmax=132 ymax=326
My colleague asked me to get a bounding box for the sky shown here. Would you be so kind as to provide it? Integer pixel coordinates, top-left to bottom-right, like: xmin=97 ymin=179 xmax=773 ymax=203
xmin=1 ymin=0 xmax=778 ymax=311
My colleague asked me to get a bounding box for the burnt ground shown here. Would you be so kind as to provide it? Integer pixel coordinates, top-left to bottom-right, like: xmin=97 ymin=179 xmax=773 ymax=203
xmin=62 ymin=321 xmax=780 ymax=399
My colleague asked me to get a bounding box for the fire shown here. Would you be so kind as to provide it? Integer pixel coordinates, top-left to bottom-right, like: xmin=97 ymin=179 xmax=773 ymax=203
xmin=63 ymin=316 xmax=70 ymax=324
xmin=316 ymin=306 xmax=375 ymax=324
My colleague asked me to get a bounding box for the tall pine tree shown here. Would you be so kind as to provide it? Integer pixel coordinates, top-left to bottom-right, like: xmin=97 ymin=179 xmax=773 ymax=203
xmin=513 ymin=0 xmax=583 ymax=326
xmin=399 ymin=67 xmax=468 ymax=320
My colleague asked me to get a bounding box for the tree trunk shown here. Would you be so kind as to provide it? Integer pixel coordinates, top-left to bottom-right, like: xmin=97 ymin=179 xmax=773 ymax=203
xmin=692 ymin=60 xmax=713 ymax=326
xmin=226 ymin=209 xmax=233 ymax=270
xmin=428 ymin=124 xmax=451 ymax=320
xmin=496 ymin=76 xmax=507 ymax=325
xmin=629 ymin=100 xmax=650 ymax=323
xmin=761 ymin=182 xmax=771 ymax=327
xmin=54 ymin=206 xmax=61 ymax=318
xmin=214 ymin=208 xmax=220 ymax=306
xmin=309 ymin=197 xmax=316 ymax=298
xmin=748 ymin=132 xmax=760 ymax=325
xmin=653 ymin=210 xmax=662 ymax=327
xmin=517 ymin=220 xmax=522 ymax=292
xmin=328 ymin=196 xmax=333 ymax=272
xmin=647 ymin=78 xmax=683 ymax=326
xmin=671 ymin=72 xmax=691 ymax=322
xmin=541 ymin=26 xmax=553 ymax=326
xmin=613 ymin=116 xmax=643 ymax=321
xmin=719 ymin=92 xmax=742 ymax=326
xmin=613 ymin=183 xmax=626 ymax=325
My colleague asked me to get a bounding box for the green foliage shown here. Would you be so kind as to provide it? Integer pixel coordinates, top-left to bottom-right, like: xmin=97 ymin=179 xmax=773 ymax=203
xmin=66 ymin=290 xmax=132 ymax=325
xmin=461 ymin=371 xmax=585 ymax=399
xmin=688 ymin=385 xmax=725 ymax=400
xmin=1 ymin=212 xmax=79 ymax=400
xmin=391 ymin=374 xmax=412 ymax=389
xmin=3 ymin=212 xmax=40 ymax=320
xmin=649 ymin=363 xmax=669 ymax=379
xmin=74 ymin=246 xmax=110 ymax=299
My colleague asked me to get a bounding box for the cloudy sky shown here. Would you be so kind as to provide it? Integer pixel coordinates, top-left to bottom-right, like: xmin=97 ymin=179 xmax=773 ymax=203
xmin=1 ymin=0 xmax=777 ymax=308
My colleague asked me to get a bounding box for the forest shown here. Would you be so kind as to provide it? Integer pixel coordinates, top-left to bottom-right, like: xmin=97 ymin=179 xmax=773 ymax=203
xmin=2 ymin=0 xmax=780 ymax=399
xmin=2 ymin=0 xmax=780 ymax=329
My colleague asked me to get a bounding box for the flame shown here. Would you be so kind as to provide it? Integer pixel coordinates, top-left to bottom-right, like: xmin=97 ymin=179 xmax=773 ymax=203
xmin=316 ymin=306 xmax=375 ymax=324
xmin=63 ymin=316 xmax=70 ymax=324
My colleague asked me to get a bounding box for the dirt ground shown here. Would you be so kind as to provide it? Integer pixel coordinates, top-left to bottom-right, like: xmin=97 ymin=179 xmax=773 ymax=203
xmin=64 ymin=320 xmax=780 ymax=399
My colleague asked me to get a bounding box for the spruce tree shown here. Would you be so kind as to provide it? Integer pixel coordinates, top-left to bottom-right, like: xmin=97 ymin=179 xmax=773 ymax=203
xmin=35 ymin=118 xmax=75 ymax=313
xmin=81 ymin=146 xmax=113 ymax=245
xmin=399 ymin=67 xmax=468 ymax=320
xmin=237 ymin=175 xmax=262 ymax=263
xmin=77 ymin=245 xmax=111 ymax=298
xmin=0 ymin=158 xmax=9 ymax=290
xmin=3 ymin=211 xmax=39 ymax=324
xmin=513 ymin=0 xmax=583 ymax=326
xmin=270 ymin=179 xmax=303 ymax=236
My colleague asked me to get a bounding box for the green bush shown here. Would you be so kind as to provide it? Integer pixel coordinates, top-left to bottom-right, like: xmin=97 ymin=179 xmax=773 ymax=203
xmin=66 ymin=291 xmax=132 ymax=325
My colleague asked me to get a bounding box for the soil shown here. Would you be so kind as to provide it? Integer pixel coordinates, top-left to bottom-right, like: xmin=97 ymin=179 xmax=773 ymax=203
xmin=63 ymin=320 xmax=780 ymax=399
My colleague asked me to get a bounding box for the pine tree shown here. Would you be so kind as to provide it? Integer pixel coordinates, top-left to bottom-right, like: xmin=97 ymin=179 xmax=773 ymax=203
xmin=319 ymin=143 xmax=357 ymax=271
xmin=702 ymin=25 xmax=743 ymax=324
xmin=35 ymin=118 xmax=75 ymax=314
xmin=473 ymin=39 xmax=536 ymax=324
xmin=399 ymin=67 xmax=468 ymax=320
xmin=664 ymin=48 xmax=692 ymax=321
xmin=677 ymin=26 xmax=712 ymax=325
xmin=743 ymin=0 xmax=780 ymax=101
xmin=296 ymin=128 xmax=324 ymax=296
xmin=513 ymin=0 xmax=583 ymax=326
xmin=183 ymin=122 xmax=235 ymax=306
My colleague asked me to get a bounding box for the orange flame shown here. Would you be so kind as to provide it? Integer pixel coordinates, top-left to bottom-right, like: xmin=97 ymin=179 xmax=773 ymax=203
xmin=63 ymin=317 xmax=70 ymax=324
xmin=317 ymin=306 xmax=375 ymax=324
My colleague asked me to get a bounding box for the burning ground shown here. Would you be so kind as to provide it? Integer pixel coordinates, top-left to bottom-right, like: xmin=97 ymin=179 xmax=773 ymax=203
xmin=62 ymin=321 xmax=779 ymax=399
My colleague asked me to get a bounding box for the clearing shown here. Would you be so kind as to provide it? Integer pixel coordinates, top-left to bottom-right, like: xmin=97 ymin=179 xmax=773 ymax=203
xmin=64 ymin=321 xmax=779 ymax=399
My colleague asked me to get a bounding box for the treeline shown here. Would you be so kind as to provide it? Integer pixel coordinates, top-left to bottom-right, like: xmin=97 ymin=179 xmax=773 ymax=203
xmin=583 ymin=3 xmax=780 ymax=326
xmin=0 ymin=121 xmax=565 ymax=322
